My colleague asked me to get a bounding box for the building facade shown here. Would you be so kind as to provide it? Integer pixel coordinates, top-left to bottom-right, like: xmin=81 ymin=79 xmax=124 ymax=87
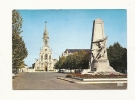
xmin=61 ymin=49 xmax=90 ymax=57
xmin=34 ymin=24 xmax=57 ymax=71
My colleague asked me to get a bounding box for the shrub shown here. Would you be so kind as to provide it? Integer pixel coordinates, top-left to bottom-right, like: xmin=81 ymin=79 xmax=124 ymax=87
xmin=66 ymin=74 xmax=72 ymax=78
xmin=35 ymin=70 xmax=44 ymax=71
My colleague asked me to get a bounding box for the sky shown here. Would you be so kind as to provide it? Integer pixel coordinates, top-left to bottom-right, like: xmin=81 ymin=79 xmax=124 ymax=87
xmin=19 ymin=9 xmax=127 ymax=67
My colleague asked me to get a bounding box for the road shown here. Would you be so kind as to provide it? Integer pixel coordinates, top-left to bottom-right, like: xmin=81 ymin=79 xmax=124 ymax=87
xmin=12 ymin=72 xmax=127 ymax=90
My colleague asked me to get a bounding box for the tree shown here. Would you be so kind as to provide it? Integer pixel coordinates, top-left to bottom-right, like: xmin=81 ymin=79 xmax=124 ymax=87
xmin=107 ymin=42 xmax=127 ymax=72
xmin=77 ymin=50 xmax=89 ymax=69
xmin=54 ymin=56 xmax=66 ymax=71
xmin=56 ymin=50 xmax=90 ymax=73
xmin=122 ymin=48 xmax=127 ymax=70
xmin=54 ymin=61 xmax=60 ymax=70
xmin=12 ymin=10 xmax=28 ymax=69
xmin=72 ymin=52 xmax=80 ymax=70
xmin=63 ymin=55 xmax=72 ymax=72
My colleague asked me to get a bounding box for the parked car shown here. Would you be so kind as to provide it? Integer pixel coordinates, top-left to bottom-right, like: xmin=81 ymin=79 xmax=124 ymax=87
xmin=58 ymin=69 xmax=64 ymax=73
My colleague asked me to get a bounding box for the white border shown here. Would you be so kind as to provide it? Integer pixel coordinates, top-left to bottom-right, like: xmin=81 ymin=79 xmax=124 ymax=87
xmin=0 ymin=0 xmax=135 ymax=100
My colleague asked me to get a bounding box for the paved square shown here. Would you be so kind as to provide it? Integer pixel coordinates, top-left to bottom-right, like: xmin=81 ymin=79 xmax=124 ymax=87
xmin=13 ymin=72 xmax=127 ymax=90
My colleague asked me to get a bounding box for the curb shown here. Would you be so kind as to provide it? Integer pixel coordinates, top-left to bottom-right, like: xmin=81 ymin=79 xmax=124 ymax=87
xmin=76 ymin=81 xmax=127 ymax=84
xmin=57 ymin=77 xmax=127 ymax=84
xmin=72 ymin=77 xmax=127 ymax=81
xmin=57 ymin=77 xmax=75 ymax=83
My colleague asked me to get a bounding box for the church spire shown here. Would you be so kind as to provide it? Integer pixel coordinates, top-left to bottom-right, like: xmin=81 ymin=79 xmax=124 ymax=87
xmin=43 ymin=21 xmax=49 ymax=47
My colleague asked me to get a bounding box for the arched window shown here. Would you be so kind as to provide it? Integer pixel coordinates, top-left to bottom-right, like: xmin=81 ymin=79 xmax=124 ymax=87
xmin=45 ymin=54 xmax=48 ymax=60
xmin=41 ymin=55 xmax=43 ymax=61
xmin=49 ymin=55 xmax=51 ymax=60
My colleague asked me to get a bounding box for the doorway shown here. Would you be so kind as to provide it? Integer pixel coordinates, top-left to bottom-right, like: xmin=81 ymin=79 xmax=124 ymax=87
xmin=45 ymin=66 xmax=47 ymax=71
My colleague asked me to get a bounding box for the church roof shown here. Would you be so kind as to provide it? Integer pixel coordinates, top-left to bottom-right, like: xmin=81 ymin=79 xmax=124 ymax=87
xmin=64 ymin=49 xmax=90 ymax=53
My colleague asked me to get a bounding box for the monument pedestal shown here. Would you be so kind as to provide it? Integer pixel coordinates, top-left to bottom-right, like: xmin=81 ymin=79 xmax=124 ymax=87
xmin=81 ymin=59 xmax=115 ymax=74
xmin=91 ymin=59 xmax=115 ymax=72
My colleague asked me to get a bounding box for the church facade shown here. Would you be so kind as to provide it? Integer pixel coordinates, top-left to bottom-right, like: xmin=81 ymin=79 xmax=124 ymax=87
xmin=34 ymin=24 xmax=57 ymax=71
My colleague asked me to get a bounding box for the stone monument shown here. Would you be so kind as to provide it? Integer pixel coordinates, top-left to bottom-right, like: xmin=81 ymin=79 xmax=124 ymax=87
xmin=89 ymin=18 xmax=115 ymax=72
xmin=81 ymin=18 xmax=116 ymax=74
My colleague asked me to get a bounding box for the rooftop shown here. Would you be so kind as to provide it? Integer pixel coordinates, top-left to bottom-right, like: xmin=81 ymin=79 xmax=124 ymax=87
xmin=64 ymin=49 xmax=90 ymax=53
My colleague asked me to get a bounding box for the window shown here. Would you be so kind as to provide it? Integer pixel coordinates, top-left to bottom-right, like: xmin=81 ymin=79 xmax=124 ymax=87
xmin=45 ymin=49 xmax=47 ymax=51
xmin=45 ymin=54 xmax=48 ymax=60
xmin=41 ymin=55 xmax=43 ymax=61
xmin=49 ymin=55 xmax=51 ymax=60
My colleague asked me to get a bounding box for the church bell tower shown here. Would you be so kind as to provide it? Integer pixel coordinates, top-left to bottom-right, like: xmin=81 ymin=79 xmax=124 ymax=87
xmin=43 ymin=21 xmax=49 ymax=47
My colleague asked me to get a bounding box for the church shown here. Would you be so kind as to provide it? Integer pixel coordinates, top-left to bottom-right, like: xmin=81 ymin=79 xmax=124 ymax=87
xmin=34 ymin=23 xmax=57 ymax=71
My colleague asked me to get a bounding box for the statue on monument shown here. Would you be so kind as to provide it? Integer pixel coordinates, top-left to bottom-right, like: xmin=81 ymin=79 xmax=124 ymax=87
xmin=92 ymin=36 xmax=108 ymax=60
